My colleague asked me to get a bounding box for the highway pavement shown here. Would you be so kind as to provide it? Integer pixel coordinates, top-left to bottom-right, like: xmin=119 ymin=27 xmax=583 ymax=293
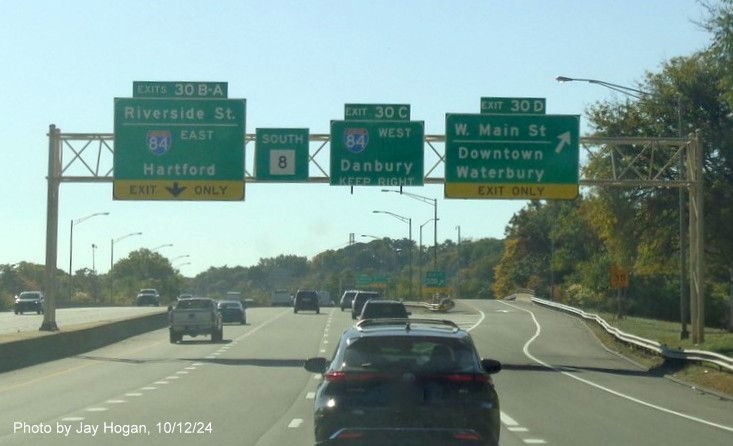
xmin=1 ymin=299 xmax=731 ymax=445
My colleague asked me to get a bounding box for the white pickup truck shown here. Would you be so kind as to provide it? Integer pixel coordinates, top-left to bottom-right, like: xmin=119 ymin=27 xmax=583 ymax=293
xmin=169 ymin=297 xmax=223 ymax=343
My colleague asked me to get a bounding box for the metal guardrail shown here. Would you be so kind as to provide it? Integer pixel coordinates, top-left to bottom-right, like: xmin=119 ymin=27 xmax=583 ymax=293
xmin=530 ymin=296 xmax=733 ymax=373
xmin=403 ymin=298 xmax=455 ymax=313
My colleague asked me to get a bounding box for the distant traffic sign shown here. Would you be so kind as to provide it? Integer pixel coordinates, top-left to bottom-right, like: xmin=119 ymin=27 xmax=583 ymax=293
xmin=330 ymin=120 xmax=424 ymax=186
xmin=423 ymin=271 xmax=446 ymax=287
xmin=345 ymin=104 xmax=411 ymax=120
xmin=133 ymin=81 xmax=228 ymax=98
xmin=444 ymin=113 xmax=579 ymax=200
xmin=481 ymin=97 xmax=546 ymax=114
xmin=255 ymin=128 xmax=309 ymax=182
xmin=611 ymin=265 xmax=630 ymax=289
xmin=113 ymin=97 xmax=246 ymax=201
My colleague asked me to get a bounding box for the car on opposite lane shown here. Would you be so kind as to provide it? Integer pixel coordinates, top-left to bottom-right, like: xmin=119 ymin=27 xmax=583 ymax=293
xmin=14 ymin=291 xmax=44 ymax=315
xmin=304 ymin=318 xmax=502 ymax=446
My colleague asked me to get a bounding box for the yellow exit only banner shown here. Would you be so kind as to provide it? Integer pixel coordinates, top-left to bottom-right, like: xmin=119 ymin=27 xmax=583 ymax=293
xmin=444 ymin=183 xmax=578 ymax=200
xmin=113 ymin=180 xmax=244 ymax=201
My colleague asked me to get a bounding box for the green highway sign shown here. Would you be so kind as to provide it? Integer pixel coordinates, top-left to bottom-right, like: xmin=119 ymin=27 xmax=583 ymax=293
xmin=356 ymin=274 xmax=389 ymax=288
xmin=330 ymin=120 xmax=424 ymax=186
xmin=481 ymin=97 xmax=546 ymax=115
xmin=345 ymin=104 xmax=411 ymax=120
xmin=113 ymin=97 xmax=246 ymax=201
xmin=445 ymin=113 xmax=580 ymax=200
xmin=255 ymin=128 xmax=309 ymax=182
xmin=133 ymin=81 xmax=228 ymax=98
xmin=423 ymin=271 xmax=446 ymax=287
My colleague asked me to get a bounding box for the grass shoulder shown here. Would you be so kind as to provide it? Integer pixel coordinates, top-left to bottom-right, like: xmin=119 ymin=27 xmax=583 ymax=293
xmin=584 ymin=313 xmax=733 ymax=398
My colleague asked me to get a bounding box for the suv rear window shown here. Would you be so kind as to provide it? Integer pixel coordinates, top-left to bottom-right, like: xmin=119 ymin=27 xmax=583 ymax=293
xmin=176 ymin=299 xmax=213 ymax=309
xmin=342 ymin=337 xmax=476 ymax=373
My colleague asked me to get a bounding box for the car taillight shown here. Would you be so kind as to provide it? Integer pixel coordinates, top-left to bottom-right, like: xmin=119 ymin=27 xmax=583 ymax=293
xmin=452 ymin=432 xmax=482 ymax=441
xmin=335 ymin=431 xmax=364 ymax=440
xmin=324 ymin=371 xmax=384 ymax=382
xmin=441 ymin=373 xmax=491 ymax=384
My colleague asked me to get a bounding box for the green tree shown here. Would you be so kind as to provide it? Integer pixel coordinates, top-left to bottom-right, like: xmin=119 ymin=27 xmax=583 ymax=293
xmin=110 ymin=249 xmax=183 ymax=304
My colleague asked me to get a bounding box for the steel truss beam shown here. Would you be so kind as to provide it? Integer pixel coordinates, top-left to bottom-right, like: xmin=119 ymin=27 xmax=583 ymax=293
xmin=43 ymin=126 xmax=704 ymax=342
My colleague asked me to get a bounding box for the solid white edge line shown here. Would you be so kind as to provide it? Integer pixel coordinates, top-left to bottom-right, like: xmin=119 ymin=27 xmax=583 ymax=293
xmin=501 ymin=300 xmax=733 ymax=434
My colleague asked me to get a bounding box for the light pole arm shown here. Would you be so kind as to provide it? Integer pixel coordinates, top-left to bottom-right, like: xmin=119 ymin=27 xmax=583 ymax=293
xmin=556 ymin=76 xmax=648 ymax=99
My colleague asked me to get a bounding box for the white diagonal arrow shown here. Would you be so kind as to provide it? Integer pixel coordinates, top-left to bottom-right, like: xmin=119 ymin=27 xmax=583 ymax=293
xmin=555 ymin=131 xmax=571 ymax=153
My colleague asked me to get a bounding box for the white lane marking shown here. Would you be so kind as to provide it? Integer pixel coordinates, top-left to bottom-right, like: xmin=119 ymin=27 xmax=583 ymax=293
xmin=154 ymin=381 xmax=169 ymax=384
xmin=288 ymin=418 xmax=304 ymax=428
xmin=125 ymin=392 xmax=143 ymax=397
xmin=509 ymin=427 xmax=529 ymax=432
xmin=461 ymin=302 xmax=485 ymax=332
xmin=323 ymin=340 xmax=329 ymax=344
xmin=165 ymin=376 xmax=180 ymax=379
xmin=185 ymin=367 xmax=197 ymax=370
xmin=313 ymin=374 xmax=321 ymax=380
xmin=62 ymin=417 xmax=85 ymax=422
xmin=106 ymin=399 xmax=126 ymax=404
xmin=306 ymin=392 xmax=316 ymax=399
xmin=85 ymin=407 xmax=108 ymax=412
xmin=502 ymin=300 xmax=733 ymax=434
xmin=500 ymin=412 xmax=519 ymax=426
xmin=192 ymin=362 xmax=204 ymax=366
xmin=524 ymin=440 xmax=547 ymax=444
xmin=141 ymin=386 xmax=156 ymax=390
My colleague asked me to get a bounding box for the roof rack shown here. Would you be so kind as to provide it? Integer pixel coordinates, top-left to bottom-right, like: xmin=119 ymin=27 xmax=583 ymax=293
xmin=355 ymin=318 xmax=459 ymax=332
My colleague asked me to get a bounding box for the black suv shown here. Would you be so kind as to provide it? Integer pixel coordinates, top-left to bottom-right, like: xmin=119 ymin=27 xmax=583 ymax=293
xmin=294 ymin=289 xmax=320 ymax=314
xmin=351 ymin=291 xmax=379 ymax=319
xmin=339 ymin=290 xmax=359 ymax=311
xmin=359 ymin=299 xmax=410 ymax=320
xmin=14 ymin=291 xmax=45 ymax=315
xmin=304 ymin=319 xmax=502 ymax=446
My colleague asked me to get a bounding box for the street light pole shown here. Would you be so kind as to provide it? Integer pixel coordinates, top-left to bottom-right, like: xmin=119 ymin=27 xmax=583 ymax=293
xmin=110 ymin=232 xmax=143 ymax=271
xmin=69 ymin=212 xmax=109 ymax=277
xmin=151 ymin=243 xmax=174 ymax=252
xmin=69 ymin=212 xmax=108 ymax=299
xmin=455 ymin=225 xmax=461 ymax=298
xmin=170 ymin=254 xmax=191 ymax=264
xmin=373 ymin=210 xmax=413 ymax=299
xmin=91 ymin=244 xmax=97 ymax=273
xmin=557 ymin=75 xmax=690 ymax=340
xmin=419 ymin=218 xmax=438 ymax=299
xmin=109 ymin=231 xmax=142 ymax=301
xmin=382 ymin=189 xmax=438 ymax=268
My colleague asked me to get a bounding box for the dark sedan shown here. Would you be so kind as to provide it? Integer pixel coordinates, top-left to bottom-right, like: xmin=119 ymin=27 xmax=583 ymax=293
xmin=217 ymin=300 xmax=246 ymax=324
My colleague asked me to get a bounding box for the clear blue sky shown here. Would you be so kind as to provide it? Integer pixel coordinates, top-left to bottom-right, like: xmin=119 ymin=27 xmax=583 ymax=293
xmin=0 ymin=0 xmax=712 ymax=276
